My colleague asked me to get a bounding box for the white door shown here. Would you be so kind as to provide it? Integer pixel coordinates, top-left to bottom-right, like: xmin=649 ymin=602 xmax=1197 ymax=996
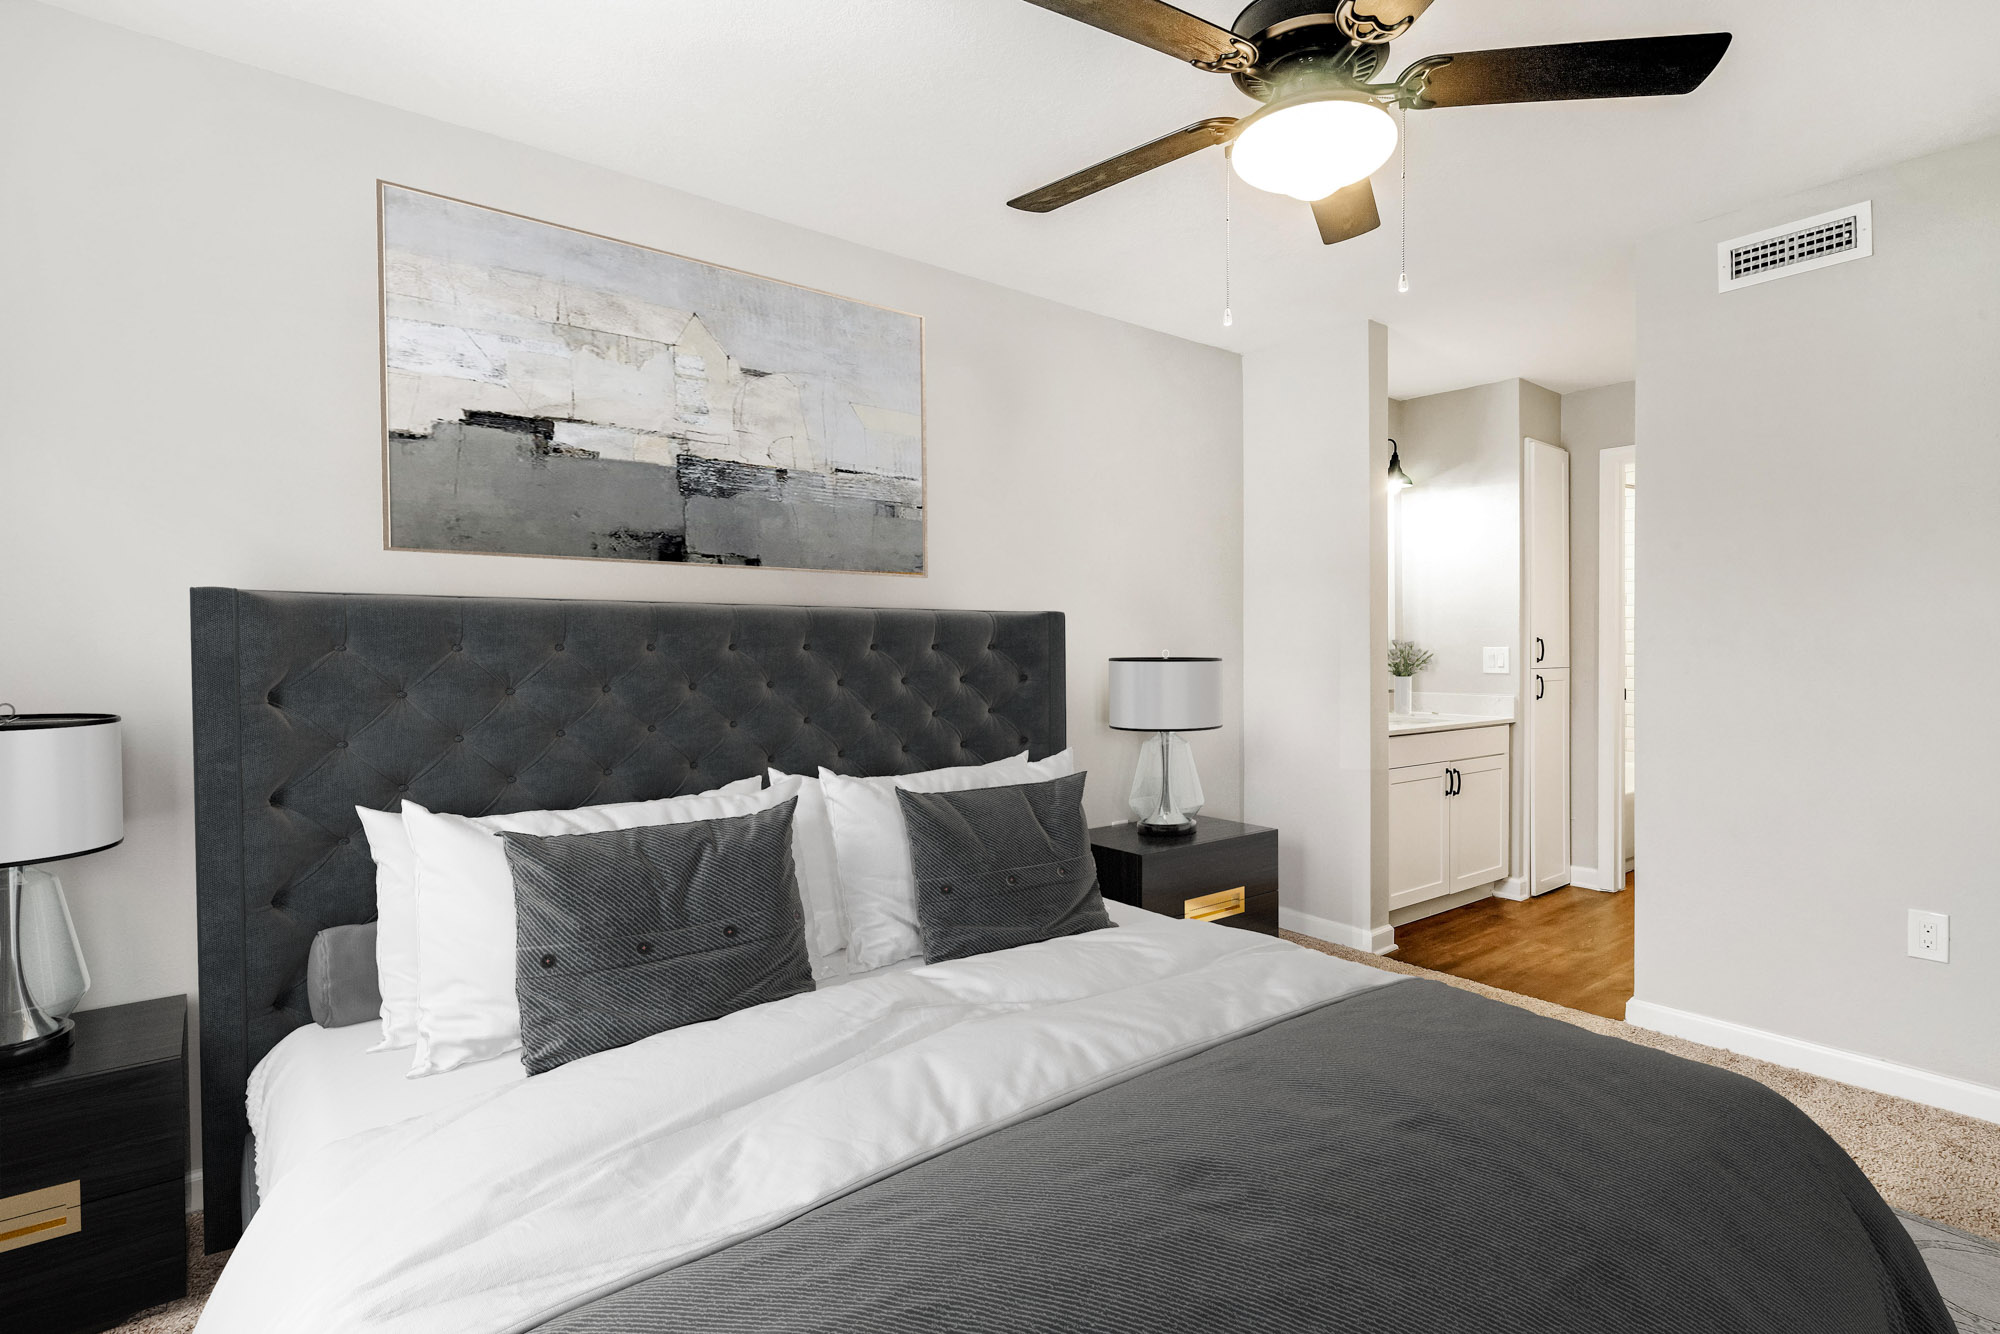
xmin=1388 ymin=762 xmax=1451 ymax=910
xmin=1530 ymin=669 xmax=1571 ymax=895
xmin=1448 ymin=753 xmax=1510 ymax=894
xmin=1528 ymin=439 xmax=1570 ymax=670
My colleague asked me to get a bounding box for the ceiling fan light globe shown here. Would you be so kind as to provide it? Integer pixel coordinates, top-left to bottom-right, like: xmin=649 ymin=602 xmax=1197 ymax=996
xmin=1230 ymin=98 xmax=1398 ymax=202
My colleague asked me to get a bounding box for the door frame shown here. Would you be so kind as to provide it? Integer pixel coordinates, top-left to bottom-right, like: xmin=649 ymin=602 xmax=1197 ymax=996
xmin=1595 ymin=445 xmax=1635 ymax=891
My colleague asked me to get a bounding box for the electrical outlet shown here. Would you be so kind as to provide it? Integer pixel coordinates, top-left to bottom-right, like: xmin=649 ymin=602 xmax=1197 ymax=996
xmin=1483 ymin=647 xmax=1509 ymax=674
xmin=1907 ymin=910 xmax=1949 ymax=963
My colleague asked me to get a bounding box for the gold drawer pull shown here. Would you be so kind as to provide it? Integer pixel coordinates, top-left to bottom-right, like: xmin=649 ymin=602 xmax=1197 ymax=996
xmin=0 ymin=1180 xmax=82 ymax=1254
xmin=1184 ymin=886 xmax=1246 ymax=922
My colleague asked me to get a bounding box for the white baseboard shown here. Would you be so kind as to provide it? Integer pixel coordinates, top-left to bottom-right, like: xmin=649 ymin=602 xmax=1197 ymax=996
xmin=1279 ymin=906 xmax=1398 ymax=955
xmin=1490 ymin=877 xmax=1530 ymax=902
xmin=186 ymin=1167 xmax=203 ymax=1214
xmin=1625 ymin=1000 xmax=2000 ymax=1125
xmin=1568 ymin=864 xmax=1623 ymax=892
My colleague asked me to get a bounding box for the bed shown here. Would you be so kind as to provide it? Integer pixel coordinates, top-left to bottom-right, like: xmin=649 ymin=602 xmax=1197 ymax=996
xmin=189 ymin=588 xmax=1951 ymax=1333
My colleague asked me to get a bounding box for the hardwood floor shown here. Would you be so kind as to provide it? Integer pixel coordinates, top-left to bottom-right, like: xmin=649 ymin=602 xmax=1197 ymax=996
xmin=1390 ymin=875 xmax=1635 ymax=1020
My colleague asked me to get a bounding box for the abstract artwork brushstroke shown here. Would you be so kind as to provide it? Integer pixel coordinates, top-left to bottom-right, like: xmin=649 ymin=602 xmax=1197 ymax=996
xmin=378 ymin=183 xmax=925 ymax=573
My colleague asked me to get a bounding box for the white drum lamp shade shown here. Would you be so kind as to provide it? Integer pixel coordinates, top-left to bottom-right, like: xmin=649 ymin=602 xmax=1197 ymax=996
xmin=1108 ymin=659 xmax=1221 ymax=837
xmin=1 ymin=712 xmax=122 ymax=1064
xmin=1107 ymin=658 xmax=1223 ymax=733
xmin=0 ymin=715 xmax=124 ymax=866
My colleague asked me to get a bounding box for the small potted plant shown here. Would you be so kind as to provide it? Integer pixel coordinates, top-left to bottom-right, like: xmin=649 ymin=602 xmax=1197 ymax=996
xmin=1388 ymin=640 xmax=1433 ymax=715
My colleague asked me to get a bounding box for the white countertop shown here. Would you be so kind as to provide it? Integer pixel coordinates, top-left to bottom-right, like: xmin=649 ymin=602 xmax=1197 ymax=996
xmin=1388 ymin=712 xmax=1515 ymax=736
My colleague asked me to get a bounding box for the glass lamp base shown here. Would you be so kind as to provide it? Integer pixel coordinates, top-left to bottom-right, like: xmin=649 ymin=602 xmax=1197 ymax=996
xmin=0 ymin=1016 xmax=73 ymax=1066
xmin=1131 ymin=731 xmax=1205 ymax=837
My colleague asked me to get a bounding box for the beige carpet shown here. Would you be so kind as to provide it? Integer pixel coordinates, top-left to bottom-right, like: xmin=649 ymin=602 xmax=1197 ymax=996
xmin=111 ymin=932 xmax=2000 ymax=1333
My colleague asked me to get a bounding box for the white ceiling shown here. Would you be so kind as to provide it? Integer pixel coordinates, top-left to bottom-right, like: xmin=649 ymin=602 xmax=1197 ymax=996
xmin=42 ymin=0 xmax=2000 ymax=397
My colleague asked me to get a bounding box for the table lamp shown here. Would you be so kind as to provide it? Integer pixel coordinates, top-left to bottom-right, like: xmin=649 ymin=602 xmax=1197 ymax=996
xmin=0 ymin=709 xmax=122 ymax=1064
xmin=1108 ymin=657 xmax=1222 ymax=837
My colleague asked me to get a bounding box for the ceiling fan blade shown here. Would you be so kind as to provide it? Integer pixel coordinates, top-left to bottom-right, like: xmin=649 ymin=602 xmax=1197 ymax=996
xmin=1400 ymin=32 xmax=1732 ymax=109
xmin=1311 ymin=179 xmax=1381 ymax=246
xmin=1018 ymin=0 xmax=1256 ymax=71
xmin=1008 ymin=118 xmax=1237 ymax=212
xmin=1344 ymin=0 xmax=1435 ymax=42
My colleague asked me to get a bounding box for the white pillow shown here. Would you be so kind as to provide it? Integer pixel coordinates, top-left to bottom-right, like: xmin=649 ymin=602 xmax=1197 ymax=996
xmin=822 ymin=751 xmax=1076 ymax=971
xmin=355 ymin=803 xmax=423 ymax=1051
xmin=404 ymin=775 xmax=787 ymax=1077
xmin=772 ymin=771 xmax=846 ymax=961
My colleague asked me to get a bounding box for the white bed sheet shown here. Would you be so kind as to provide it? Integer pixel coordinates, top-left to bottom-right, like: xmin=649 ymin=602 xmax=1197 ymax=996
xmin=246 ymin=948 xmax=925 ymax=1200
xmin=207 ymin=902 xmax=1397 ymax=1334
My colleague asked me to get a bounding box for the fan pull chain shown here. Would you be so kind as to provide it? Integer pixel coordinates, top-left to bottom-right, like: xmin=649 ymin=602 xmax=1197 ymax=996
xmin=1398 ymin=103 xmax=1410 ymax=294
xmin=1222 ymin=148 xmax=1234 ymax=328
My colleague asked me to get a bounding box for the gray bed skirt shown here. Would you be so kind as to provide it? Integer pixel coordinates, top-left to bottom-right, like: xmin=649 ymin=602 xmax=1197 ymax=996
xmin=531 ymin=979 xmax=1950 ymax=1333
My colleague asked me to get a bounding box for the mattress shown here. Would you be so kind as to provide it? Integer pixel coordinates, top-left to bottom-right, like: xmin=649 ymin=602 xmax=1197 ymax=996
xmin=244 ymin=942 xmax=933 ymax=1201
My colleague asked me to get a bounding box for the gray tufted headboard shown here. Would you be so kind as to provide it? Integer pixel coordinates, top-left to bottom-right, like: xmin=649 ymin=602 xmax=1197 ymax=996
xmin=189 ymin=587 xmax=1065 ymax=1250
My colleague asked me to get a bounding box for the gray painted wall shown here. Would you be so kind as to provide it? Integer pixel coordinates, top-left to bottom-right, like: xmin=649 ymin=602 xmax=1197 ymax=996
xmin=1 ymin=2 xmax=1247 ymax=1172
xmin=1635 ymin=133 xmax=2000 ymax=1087
xmin=1391 ymin=381 xmax=1525 ymax=698
xmin=1561 ymin=381 xmax=1637 ymax=875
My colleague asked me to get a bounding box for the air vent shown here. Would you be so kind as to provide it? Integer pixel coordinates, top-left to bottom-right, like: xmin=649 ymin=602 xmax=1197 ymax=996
xmin=1718 ymin=202 xmax=1872 ymax=292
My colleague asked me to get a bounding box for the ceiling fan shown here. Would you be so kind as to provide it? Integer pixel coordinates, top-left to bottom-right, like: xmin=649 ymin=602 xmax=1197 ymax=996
xmin=1007 ymin=0 xmax=1732 ymax=245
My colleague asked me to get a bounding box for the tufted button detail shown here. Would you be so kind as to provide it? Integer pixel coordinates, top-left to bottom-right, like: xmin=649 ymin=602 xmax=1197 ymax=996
xmin=397 ymin=784 xmax=408 ymax=793
xmin=335 ymin=644 xmax=346 ymax=652
xmin=940 ymin=885 xmax=954 ymax=896
xmin=959 ymin=677 xmax=967 ymax=684
xmin=645 ymin=643 xmax=656 ymax=651
xmin=453 ymin=734 xmax=463 ymax=743
xmin=554 ymin=643 xmax=565 ymax=652
xmin=728 ymin=644 xmax=737 ymax=652
xmin=901 ymin=744 xmax=910 ymax=753
xmin=1058 ymin=864 xmax=1069 ymax=875
xmin=647 ymin=724 xmax=657 ymax=733
xmin=602 ymin=685 xmax=612 ymax=693
xmin=801 ymin=643 xmax=811 ymax=651
xmin=869 ymin=712 xmax=878 ymax=720
xmin=504 ymin=686 xmax=515 ymax=695
xmin=335 ymin=740 xmax=348 ymax=749
xmin=901 ymin=677 xmax=910 ymax=685
xmin=1006 ymin=875 xmax=1018 ymax=885
xmin=540 ymin=954 xmax=556 ymax=969
xmin=836 ymin=750 xmax=845 ymax=758
xmin=722 ymin=925 xmax=739 ymax=938
xmin=869 ymin=644 xmax=879 ymax=651
xmin=603 ymin=768 xmax=613 ymax=776
xmin=554 ymin=729 xmax=565 ymax=738
xmin=728 ymin=720 xmax=738 ymax=729
xmin=689 ymin=760 xmax=699 ymax=770
xmin=395 ymin=689 xmax=407 ymax=699
xmin=340 ymin=836 xmax=351 ymax=845
xmin=505 ymin=775 xmax=517 ymax=784
xmin=637 ymin=942 xmax=652 ymax=955
xmin=801 ymin=716 xmax=811 ymax=725
xmin=1019 ymin=673 xmax=1029 ymax=682
xmin=266 ymin=693 xmax=280 ymax=707
xmin=688 ymin=682 xmax=698 ymax=692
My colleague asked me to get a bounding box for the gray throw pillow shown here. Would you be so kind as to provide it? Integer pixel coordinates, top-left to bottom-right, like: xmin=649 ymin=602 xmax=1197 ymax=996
xmin=500 ymin=799 xmax=813 ymax=1076
xmin=307 ymin=921 xmax=382 ymax=1029
xmin=895 ymin=772 xmax=1113 ymax=965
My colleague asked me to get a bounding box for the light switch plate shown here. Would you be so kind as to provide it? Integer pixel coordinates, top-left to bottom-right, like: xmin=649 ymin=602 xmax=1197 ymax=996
xmin=1483 ymin=647 xmax=1509 ymax=674
xmin=1908 ymin=909 xmax=1949 ymax=963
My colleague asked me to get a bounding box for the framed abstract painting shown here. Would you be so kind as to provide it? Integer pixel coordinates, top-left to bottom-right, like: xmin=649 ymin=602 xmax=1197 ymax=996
xmin=378 ymin=183 xmax=925 ymax=574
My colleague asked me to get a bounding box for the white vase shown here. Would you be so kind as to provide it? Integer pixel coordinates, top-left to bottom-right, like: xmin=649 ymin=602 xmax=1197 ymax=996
xmin=1391 ymin=676 xmax=1414 ymax=715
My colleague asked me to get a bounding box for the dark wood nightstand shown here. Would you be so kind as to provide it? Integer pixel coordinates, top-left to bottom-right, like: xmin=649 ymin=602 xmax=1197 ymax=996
xmin=0 ymin=996 xmax=188 ymax=1334
xmin=1090 ymin=819 xmax=1279 ymax=936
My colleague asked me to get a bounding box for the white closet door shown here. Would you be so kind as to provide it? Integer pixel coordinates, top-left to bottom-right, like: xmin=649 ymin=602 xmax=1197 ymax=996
xmin=1528 ymin=439 xmax=1571 ymax=670
xmin=1448 ymin=753 xmax=1510 ymax=894
xmin=1388 ymin=763 xmax=1451 ymax=910
xmin=1531 ymin=669 xmax=1572 ymax=895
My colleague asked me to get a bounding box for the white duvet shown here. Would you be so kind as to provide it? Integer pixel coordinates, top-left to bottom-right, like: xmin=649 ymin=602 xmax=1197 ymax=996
xmin=198 ymin=904 xmax=1398 ymax=1334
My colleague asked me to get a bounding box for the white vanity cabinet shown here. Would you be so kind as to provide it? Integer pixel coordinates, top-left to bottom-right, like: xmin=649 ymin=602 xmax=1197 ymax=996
xmin=1388 ymin=724 xmax=1512 ymax=911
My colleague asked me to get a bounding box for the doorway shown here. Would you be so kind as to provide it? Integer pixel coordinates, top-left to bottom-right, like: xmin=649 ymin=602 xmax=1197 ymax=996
xmin=1597 ymin=446 xmax=1635 ymax=887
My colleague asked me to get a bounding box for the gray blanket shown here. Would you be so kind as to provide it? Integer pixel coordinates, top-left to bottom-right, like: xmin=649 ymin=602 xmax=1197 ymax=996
xmin=534 ymin=979 xmax=1951 ymax=1333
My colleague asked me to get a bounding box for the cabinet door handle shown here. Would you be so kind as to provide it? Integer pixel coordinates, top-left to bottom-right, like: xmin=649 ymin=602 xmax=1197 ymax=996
xmin=1535 ymin=675 xmax=1545 ymax=700
xmin=1452 ymin=768 xmax=1461 ymax=796
xmin=1535 ymin=636 xmax=1545 ymax=663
